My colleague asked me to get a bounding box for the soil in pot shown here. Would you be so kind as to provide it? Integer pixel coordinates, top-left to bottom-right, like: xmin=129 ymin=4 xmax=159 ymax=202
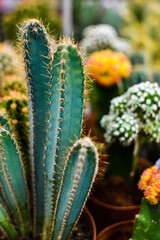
xmin=93 ymin=158 xmax=152 ymax=207
xmin=0 ymin=208 xmax=96 ymax=240
xmin=70 ymin=207 xmax=96 ymax=240
xmin=87 ymin=158 xmax=152 ymax=232
xmin=97 ymin=220 xmax=134 ymax=240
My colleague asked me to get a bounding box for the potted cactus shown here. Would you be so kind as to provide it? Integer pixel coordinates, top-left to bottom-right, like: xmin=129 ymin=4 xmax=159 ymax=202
xmin=88 ymin=81 xmax=160 ymax=231
xmin=84 ymin=49 xmax=132 ymax=141
xmin=0 ymin=19 xmax=99 ymax=240
xmin=131 ymin=163 xmax=160 ymax=239
xmin=97 ymin=163 xmax=160 ymax=240
xmin=101 ymin=81 xmax=160 ymax=184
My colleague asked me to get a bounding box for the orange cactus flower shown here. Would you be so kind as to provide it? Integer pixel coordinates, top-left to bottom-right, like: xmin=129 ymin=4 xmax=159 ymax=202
xmin=138 ymin=166 xmax=160 ymax=205
xmin=87 ymin=49 xmax=132 ymax=87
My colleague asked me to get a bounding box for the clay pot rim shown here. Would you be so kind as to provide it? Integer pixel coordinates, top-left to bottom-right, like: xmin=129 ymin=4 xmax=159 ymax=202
xmin=91 ymin=196 xmax=141 ymax=211
xmin=97 ymin=220 xmax=134 ymax=239
xmin=84 ymin=207 xmax=97 ymax=240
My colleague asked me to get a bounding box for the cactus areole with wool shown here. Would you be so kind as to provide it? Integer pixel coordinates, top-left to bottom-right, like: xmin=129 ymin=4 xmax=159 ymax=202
xmin=0 ymin=19 xmax=99 ymax=240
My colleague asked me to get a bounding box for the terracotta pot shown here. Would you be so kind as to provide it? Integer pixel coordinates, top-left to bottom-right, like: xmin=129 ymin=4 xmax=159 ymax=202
xmin=87 ymin=196 xmax=140 ymax=234
xmin=97 ymin=220 xmax=134 ymax=240
xmin=83 ymin=207 xmax=97 ymax=240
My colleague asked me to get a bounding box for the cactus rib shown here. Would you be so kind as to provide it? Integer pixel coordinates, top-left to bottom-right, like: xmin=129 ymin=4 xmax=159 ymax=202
xmin=49 ymin=137 xmax=98 ymax=240
xmin=22 ymin=19 xmax=52 ymax=236
xmin=43 ymin=40 xmax=85 ymax=236
xmin=0 ymin=127 xmax=30 ymax=235
xmin=0 ymin=202 xmax=17 ymax=240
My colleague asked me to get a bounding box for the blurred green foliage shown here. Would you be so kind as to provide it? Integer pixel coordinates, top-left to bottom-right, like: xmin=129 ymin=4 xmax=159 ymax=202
xmin=102 ymin=9 xmax=124 ymax=34
xmin=73 ymin=0 xmax=100 ymax=40
xmin=2 ymin=1 xmax=61 ymax=43
xmin=73 ymin=0 xmax=124 ymax=40
xmin=122 ymin=0 xmax=160 ymax=68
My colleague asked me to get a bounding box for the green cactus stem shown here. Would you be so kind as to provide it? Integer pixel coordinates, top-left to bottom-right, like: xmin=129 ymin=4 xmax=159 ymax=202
xmin=0 ymin=127 xmax=30 ymax=236
xmin=48 ymin=137 xmax=98 ymax=240
xmin=22 ymin=19 xmax=51 ymax=236
xmin=0 ymin=19 xmax=99 ymax=240
xmin=43 ymin=39 xmax=85 ymax=238
xmin=0 ymin=203 xmax=17 ymax=240
xmin=131 ymin=198 xmax=160 ymax=240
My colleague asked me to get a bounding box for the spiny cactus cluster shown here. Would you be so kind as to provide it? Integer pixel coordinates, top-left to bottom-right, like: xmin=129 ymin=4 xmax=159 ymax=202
xmin=81 ymin=24 xmax=130 ymax=53
xmin=101 ymin=113 xmax=139 ymax=145
xmin=0 ymin=19 xmax=99 ymax=240
xmin=101 ymin=81 xmax=160 ymax=145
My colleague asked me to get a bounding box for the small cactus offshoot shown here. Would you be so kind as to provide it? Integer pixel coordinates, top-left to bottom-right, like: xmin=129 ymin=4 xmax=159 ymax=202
xmin=0 ymin=19 xmax=99 ymax=240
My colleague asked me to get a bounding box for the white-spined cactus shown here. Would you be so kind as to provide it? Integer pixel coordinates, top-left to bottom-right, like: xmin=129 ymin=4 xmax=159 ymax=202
xmin=101 ymin=81 xmax=160 ymax=181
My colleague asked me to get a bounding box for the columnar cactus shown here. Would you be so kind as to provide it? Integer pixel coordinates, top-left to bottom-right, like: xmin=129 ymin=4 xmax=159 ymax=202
xmin=0 ymin=19 xmax=99 ymax=240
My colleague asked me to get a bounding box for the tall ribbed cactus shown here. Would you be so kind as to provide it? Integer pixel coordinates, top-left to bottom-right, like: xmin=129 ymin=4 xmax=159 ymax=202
xmin=0 ymin=19 xmax=99 ymax=240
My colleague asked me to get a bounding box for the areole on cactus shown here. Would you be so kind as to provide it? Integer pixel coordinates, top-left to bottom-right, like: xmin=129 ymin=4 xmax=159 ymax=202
xmin=0 ymin=19 xmax=99 ymax=240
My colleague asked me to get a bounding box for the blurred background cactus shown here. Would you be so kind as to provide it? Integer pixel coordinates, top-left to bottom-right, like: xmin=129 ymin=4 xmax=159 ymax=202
xmin=121 ymin=0 xmax=160 ymax=70
xmin=101 ymin=82 xmax=160 ymax=186
xmin=85 ymin=48 xmax=132 ymax=140
xmin=2 ymin=0 xmax=61 ymax=44
xmin=0 ymin=42 xmax=26 ymax=97
xmin=81 ymin=24 xmax=130 ymax=54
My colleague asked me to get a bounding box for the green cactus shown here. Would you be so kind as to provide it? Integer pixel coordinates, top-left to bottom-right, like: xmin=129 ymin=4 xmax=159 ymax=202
xmin=0 ymin=19 xmax=99 ymax=240
xmin=123 ymin=67 xmax=151 ymax=92
xmin=0 ymin=91 xmax=30 ymax=183
xmin=131 ymin=164 xmax=160 ymax=239
xmin=101 ymin=82 xmax=160 ymax=186
xmin=0 ymin=127 xmax=31 ymax=238
xmin=131 ymin=198 xmax=160 ymax=240
xmin=129 ymin=52 xmax=145 ymax=66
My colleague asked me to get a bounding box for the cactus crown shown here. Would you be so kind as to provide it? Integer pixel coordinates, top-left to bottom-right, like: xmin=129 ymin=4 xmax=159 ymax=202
xmin=131 ymin=164 xmax=160 ymax=240
xmin=0 ymin=19 xmax=98 ymax=240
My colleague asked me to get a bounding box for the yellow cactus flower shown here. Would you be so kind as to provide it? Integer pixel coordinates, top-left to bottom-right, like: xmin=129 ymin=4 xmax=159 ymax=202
xmin=87 ymin=49 xmax=132 ymax=87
